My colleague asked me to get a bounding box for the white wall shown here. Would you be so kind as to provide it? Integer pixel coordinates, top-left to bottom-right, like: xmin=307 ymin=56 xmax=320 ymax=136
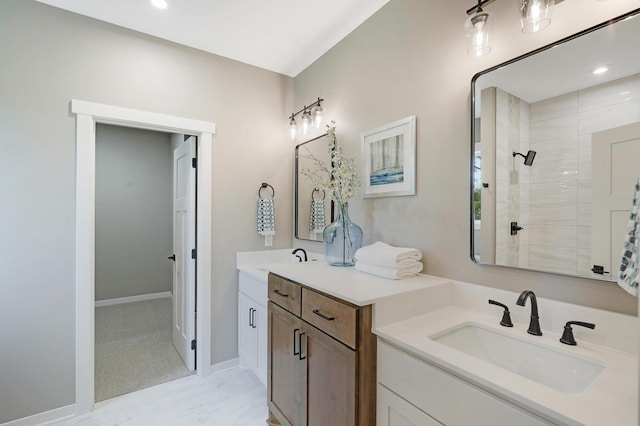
xmin=95 ymin=124 xmax=172 ymax=301
xmin=0 ymin=1 xmax=293 ymax=423
xmin=293 ymin=0 xmax=640 ymax=315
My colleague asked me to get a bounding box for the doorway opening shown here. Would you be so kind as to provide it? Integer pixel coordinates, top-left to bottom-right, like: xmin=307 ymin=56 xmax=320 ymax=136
xmin=73 ymin=100 xmax=215 ymax=414
xmin=93 ymin=125 xmax=197 ymax=401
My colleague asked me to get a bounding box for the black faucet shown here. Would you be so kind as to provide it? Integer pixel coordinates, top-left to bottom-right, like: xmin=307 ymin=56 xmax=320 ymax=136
xmin=291 ymin=248 xmax=308 ymax=262
xmin=559 ymin=321 xmax=596 ymax=346
xmin=516 ymin=290 xmax=542 ymax=336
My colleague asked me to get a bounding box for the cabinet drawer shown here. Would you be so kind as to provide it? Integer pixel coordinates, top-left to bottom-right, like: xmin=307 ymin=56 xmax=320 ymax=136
xmin=268 ymin=274 xmax=302 ymax=316
xmin=302 ymin=288 xmax=357 ymax=349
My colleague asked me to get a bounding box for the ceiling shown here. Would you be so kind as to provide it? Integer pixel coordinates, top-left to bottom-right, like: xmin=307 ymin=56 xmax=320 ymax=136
xmin=35 ymin=0 xmax=390 ymax=77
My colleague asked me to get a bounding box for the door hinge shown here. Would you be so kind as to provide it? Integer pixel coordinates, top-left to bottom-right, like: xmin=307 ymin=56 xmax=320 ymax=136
xmin=192 ymin=157 xmax=197 ymax=168
xmin=191 ymin=249 xmax=197 ymax=259
xmin=191 ymin=339 xmax=196 ymax=350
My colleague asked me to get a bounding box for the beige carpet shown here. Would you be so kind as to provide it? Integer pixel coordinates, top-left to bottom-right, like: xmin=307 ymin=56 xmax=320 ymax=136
xmin=95 ymin=297 xmax=193 ymax=402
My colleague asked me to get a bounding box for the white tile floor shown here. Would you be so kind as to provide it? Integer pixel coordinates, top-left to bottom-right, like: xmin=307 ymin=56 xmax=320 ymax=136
xmin=50 ymin=367 xmax=268 ymax=426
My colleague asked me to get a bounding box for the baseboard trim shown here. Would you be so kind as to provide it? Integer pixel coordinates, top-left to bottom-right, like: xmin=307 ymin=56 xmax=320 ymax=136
xmin=0 ymin=404 xmax=75 ymax=426
xmin=209 ymin=358 xmax=239 ymax=375
xmin=95 ymin=291 xmax=172 ymax=307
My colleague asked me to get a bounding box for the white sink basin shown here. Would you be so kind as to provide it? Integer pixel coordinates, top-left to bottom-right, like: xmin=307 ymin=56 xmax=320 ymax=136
xmin=431 ymin=322 xmax=604 ymax=394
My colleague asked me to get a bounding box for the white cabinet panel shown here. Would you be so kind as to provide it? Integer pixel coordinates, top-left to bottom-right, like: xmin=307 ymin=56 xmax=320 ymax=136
xmin=255 ymin=302 xmax=268 ymax=386
xmin=238 ymin=272 xmax=268 ymax=387
xmin=238 ymin=292 xmax=256 ymax=369
xmin=378 ymin=384 xmax=442 ymax=426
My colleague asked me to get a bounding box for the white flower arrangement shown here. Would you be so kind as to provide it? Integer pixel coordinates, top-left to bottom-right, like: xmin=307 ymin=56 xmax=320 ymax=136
xmin=300 ymin=122 xmax=360 ymax=205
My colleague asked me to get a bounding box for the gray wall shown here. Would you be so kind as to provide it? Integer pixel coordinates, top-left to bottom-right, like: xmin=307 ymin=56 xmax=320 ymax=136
xmin=95 ymin=124 xmax=172 ymax=301
xmin=0 ymin=1 xmax=293 ymax=423
xmin=293 ymin=0 xmax=640 ymax=315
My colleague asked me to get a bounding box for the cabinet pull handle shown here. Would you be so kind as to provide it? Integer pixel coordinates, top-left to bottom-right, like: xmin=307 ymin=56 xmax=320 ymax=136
xmin=249 ymin=308 xmax=254 ymax=327
xmin=298 ymin=332 xmax=306 ymax=360
xmin=312 ymin=309 xmax=335 ymax=321
xmin=251 ymin=308 xmax=256 ymax=329
xmin=293 ymin=328 xmax=300 ymax=356
xmin=273 ymin=289 xmax=289 ymax=298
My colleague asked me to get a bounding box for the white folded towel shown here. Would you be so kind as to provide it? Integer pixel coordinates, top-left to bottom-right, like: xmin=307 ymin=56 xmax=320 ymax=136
xmin=355 ymin=261 xmax=423 ymax=280
xmin=354 ymin=241 xmax=422 ymax=268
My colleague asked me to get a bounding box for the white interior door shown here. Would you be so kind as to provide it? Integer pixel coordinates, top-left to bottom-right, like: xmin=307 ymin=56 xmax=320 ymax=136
xmin=172 ymin=136 xmax=196 ymax=371
xmin=591 ymin=122 xmax=640 ymax=277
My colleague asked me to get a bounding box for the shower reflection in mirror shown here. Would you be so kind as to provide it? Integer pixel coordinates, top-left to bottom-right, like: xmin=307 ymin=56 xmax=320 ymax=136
xmin=471 ymin=9 xmax=640 ymax=281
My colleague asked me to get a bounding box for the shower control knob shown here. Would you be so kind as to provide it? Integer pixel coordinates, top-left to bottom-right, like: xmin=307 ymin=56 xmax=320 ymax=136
xmin=510 ymin=222 xmax=524 ymax=235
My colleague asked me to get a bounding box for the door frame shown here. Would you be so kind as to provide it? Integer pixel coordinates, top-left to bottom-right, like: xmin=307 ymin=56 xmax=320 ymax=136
xmin=72 ymin=99 xmax=215 ymax=414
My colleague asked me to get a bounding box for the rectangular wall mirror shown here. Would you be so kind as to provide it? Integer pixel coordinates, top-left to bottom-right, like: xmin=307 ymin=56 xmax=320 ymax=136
xmin=471 ymin=9 xmax=640 ymax=281
xmin=295 ymin=133 xmax=334 ymax=241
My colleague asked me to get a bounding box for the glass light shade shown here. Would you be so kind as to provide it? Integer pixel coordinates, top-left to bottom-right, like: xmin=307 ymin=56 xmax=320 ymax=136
xmin=464 ymin=11 xmax=493 ymax=57
xmin=520 ymin=0 xmax=553 ymax=34
xmin=301 ymin=111 xmax=311 ymax=134
xmin=289 ymin=119 xmax=297 ymax=140
xmin=312 ymin=105 xmax=323 ymax=128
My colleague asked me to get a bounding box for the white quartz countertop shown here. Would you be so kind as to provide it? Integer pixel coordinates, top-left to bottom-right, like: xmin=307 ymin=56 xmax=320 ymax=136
xmin=266 ymin=261 xmax=451 ymax=306
xmin=237 ymin=265 xmax=269 ymax=283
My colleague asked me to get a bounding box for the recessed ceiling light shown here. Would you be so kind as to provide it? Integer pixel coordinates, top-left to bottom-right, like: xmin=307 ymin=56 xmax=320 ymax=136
xmin=592 ymin=66 xmax=609 ymax=75
xmin=150 ymin=0 xmax=168 ymax=9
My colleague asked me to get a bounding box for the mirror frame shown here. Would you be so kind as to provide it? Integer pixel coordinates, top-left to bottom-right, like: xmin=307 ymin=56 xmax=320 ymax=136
xmin=469 ymin=8 xmax=640 ymax=279
xmin=295 ymin=133 xmax=334 ymax=241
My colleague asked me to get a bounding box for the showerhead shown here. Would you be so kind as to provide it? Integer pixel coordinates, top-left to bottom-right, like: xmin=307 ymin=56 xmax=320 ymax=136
xmin=513 ymin=150 xmax=536 ymax=167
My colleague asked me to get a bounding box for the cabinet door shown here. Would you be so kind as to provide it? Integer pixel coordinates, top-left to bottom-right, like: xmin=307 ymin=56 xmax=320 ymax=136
xmin=255 ymin=302 xmax=268 ymax=387
xmin=378 ymin=384 xmax=443 ymax=426
xmin=269 ymin=302 xmax=304 ymax=426
xmin=304 ymin=323 xmax=356 ymax=426
xmin=238 ymin=292 xmax=256 ymax=369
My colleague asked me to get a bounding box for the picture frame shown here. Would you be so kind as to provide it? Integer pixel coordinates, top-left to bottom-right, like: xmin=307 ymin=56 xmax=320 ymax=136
xmin=361 ymin=115 xmax=416 ymax=198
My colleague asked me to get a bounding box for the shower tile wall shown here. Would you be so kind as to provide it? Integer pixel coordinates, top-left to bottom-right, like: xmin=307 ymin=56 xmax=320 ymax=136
xmin=528 ymin=73 xmax=640 ymax=276
xmin=495 ymin=88 xmax=530 ymax=268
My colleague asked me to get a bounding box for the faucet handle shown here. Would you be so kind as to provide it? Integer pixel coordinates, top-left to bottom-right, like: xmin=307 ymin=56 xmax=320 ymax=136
xmin=559 ymin=321 xmax=596 ymax=346
xmin=488 ymin=299 xmax=514 ymax=327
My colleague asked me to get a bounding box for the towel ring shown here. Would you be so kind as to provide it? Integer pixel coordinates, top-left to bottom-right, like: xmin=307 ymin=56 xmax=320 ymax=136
xmin=258 ymin=182 xmax=275 ymax=198
xmin=311 ymin=188 xmax=325 ymax=201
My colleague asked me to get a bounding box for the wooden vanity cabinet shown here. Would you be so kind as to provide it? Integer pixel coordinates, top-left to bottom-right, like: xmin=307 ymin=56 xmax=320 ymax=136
xmin=267 ymin=273 xmax=376 ymax=426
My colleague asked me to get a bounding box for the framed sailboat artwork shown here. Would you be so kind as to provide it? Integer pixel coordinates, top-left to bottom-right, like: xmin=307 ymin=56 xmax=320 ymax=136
xmin=361 ymin=115 xmax=416 ymax=198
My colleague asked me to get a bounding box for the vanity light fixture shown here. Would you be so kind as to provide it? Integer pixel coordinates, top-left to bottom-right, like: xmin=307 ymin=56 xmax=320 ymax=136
xmin=288 ymin=97 xmax=324 ymax=140
xmin=150 ymin=0 xmax=168 ymax=9
xmin=465 ymin=0 xmax=558 ymax=57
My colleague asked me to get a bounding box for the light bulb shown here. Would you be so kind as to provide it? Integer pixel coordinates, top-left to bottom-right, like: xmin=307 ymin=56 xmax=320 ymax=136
xmin=464 ymin=11 xmax=492 ymax=57
xmin=301 ymin=110 xmax=311 ymax=134
xmin=289 ymin=118 xmax=297 ymax=140
xmin=150 ymin=0 xmax=168 ymax=9
xmin=520 ymin=0 xmax=553 ymax=34
xmin=312 ymin=105 xmax=323 ymax=128
xmin=592 ymin=66 xmax=609 ymax=75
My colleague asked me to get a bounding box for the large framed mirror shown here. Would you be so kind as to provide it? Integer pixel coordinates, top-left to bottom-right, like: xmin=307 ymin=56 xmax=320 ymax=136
xmin=471 ymin=9 xmax=640 ymax=281
xmin=295 ymin=133 xmax=334 ymax=241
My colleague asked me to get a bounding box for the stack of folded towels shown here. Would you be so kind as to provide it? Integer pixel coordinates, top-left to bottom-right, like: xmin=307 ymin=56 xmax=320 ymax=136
xmin=354 ymin=241 xmax=423 ymax=279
